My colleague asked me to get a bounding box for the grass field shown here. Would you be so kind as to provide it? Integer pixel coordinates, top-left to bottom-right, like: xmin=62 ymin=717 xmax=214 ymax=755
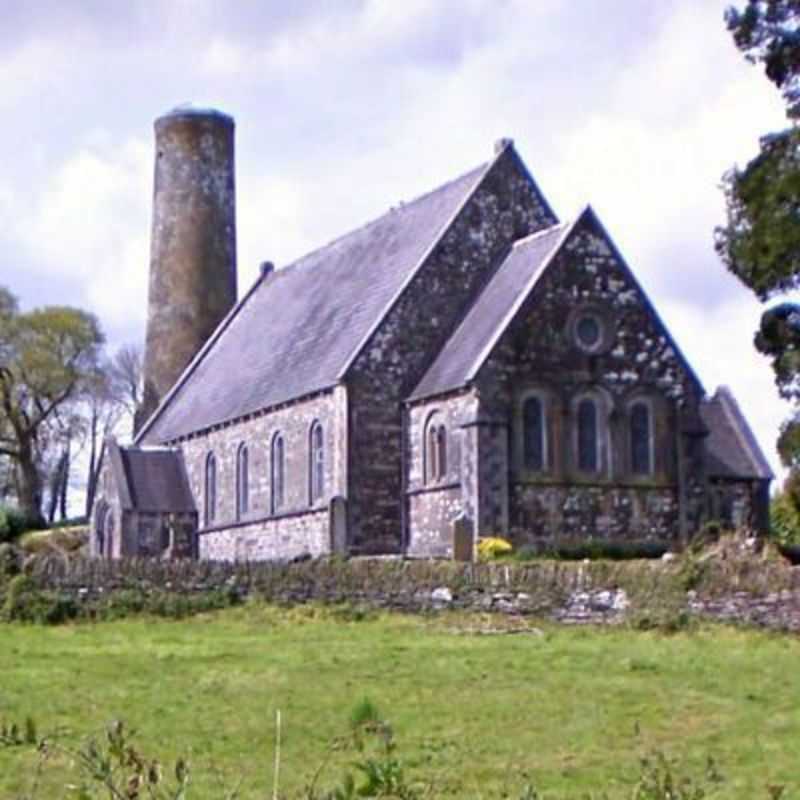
xmin=0 ymin=604 xmax=798 ymax=798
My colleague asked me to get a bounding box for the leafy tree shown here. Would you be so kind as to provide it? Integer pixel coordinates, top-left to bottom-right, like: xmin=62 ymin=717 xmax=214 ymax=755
xmin=716 ymin=1 xmax=800 ymax=502
xmin=0 ymin=287 xmax=104 ymax=526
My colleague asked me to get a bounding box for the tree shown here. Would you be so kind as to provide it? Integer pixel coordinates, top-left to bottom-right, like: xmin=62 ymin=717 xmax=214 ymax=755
xmin=108 ymin=343 xmax=143 ymax=426
xmin=716 ymin=0 xmax=800 ymax=496
xmin=82 ymin=344 xmax=143 ymax=518
xmin=0 ymin=287 xmax=104 ymax=526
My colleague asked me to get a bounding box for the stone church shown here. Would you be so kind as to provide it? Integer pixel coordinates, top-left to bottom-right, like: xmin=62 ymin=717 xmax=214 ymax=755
xmin=91 ymin=106 xmax=773 ymax=561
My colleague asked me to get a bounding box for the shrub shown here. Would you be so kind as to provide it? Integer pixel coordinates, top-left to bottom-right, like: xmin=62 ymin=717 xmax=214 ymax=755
xmin=778 ymin=543 xmax=800 ymax=565
xmin=91 ymin=587 xmax=240 ymax=622
xmin=0 ymin=506 xmax=33 ymax=543
xmin=49 ymin=515 xmax=88 ymax=530
xmin=771 ymin=490 xmax=800 ymax=546
xmin=688 ymin=520 xmax=724 ymax=552
xmin=515 ymin=539 xmax=669 ymax=562
xmin=477 ymin=537 xmax=513 ymax=561
xmin=0 ymin=543 xmax=23 ymax=581
xmin=1 ymin=574 xmax=79 ymax=625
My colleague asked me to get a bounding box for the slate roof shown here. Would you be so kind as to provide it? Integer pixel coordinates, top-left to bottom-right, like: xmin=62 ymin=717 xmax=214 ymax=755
xmin=701 ymin=387 xmax=774 ymax=481
xmin=139 ymin=160 xmax=491 ymax=443
xmin=410 ymin=222 xmax=569 ymax=400
xmin=107 ymin=438 xmax=196 ymax=512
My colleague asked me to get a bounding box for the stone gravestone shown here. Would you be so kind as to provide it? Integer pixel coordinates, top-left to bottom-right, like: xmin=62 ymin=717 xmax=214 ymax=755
xmin=329 ymin=496 xmax=348 ymax=554
xmin=452 ymin=513 xmax=474 ymax=562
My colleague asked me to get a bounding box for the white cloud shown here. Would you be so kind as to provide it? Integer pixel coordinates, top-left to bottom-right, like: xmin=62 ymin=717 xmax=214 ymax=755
xmin=0 ymin=39 xmax=56 ymax=111
xmin=661 ymin=295 xmax=790 ymax=483
xmin=12 ymin=137 xmax=150 ymax=328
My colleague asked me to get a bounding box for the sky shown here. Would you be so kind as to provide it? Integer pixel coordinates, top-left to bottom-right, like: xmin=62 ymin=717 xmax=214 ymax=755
xmin=0 ymin=0 xmax=792 ymax=483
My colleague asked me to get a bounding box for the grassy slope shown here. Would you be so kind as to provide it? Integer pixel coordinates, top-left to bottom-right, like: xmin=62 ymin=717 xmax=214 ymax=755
xmin=0 ymin=606 xmax=798 ymax=798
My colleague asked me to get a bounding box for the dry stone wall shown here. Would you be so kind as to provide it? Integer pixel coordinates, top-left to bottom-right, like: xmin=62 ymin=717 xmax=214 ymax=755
xmin=20 ymin=546 xmax=800 ymax=633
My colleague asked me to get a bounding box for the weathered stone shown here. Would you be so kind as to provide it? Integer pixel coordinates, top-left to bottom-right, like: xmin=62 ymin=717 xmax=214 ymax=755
xmin=139 ymin=107 xmax=237 ymax=429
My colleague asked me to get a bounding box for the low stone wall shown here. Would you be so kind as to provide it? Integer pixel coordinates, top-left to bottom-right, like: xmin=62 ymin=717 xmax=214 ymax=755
xmin=16 ymin=548 xmax=800 ymax=632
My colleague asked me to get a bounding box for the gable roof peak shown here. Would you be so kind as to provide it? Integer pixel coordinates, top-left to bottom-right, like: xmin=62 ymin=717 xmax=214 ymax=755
xmin=494 ymin=137 xmax=514 ymax=155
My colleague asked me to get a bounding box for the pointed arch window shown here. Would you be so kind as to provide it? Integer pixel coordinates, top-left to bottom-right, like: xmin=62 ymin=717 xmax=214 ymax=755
xmin=577 ymin=398 xmax=599 ymax=473
xmin=523 ymin=395 xmax=546 ymax=471
xmin=309 ymin=421 xmax=324 ymax=504
xmin=236 ymin=443 xmax=249 ymax=519
xmin=205 ymin=452 xmax=217 ymax=525
xmin=425 ymin=413 xmax=448 ymax=484
xmin=630 ymin=402 xmax=653 ymax=475
xmin=271 ymin=433 xmax=285 ymax=513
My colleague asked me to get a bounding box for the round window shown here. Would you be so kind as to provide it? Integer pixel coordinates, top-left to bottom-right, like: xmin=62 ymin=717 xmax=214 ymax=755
xmin=575 ymin=315 xmax=602 ymax=350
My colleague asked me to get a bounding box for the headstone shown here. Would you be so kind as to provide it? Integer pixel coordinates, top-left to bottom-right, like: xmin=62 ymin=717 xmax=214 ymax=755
xmin=452 ymin=513 xmax=474 ymax=562
xmin=330 ymin=496 xmax=347 ymax=554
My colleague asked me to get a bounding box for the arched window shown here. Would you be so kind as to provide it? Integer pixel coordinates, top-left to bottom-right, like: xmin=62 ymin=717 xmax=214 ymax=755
xmin=424 ymin=413 xmax=448 ymax=483
xmin=577 ymin=398 xmax=598 ymax=472
xmin=630 ymin=402 xmax=652 ymax=475
xmin=436 ymin=425 xmax=448 ymax=479
xmin=309 ymin=422 xmax=324 ymax=504
xmin=427 ymin=423 xmax=439 ymax=481
xmin=523 ymin=395 xmax=545 ymax=471
xmin=236 ymin=443 xmax=249 ymax=519
xmin=205 ymin=452 xmax=217 ymax=526
xmin=271 ymin=433 xmax=285 ymax=513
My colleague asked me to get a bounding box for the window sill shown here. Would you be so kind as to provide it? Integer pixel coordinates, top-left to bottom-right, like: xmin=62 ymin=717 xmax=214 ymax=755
xmin=406 ymin=480 xmax=461 ymax=497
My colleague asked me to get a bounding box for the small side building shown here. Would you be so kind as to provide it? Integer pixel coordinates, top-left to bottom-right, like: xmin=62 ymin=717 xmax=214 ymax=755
xmin=91 ymin=438 xmax=197 ymax=559
xmin=702 ymin=387 xmax=774 ymax=533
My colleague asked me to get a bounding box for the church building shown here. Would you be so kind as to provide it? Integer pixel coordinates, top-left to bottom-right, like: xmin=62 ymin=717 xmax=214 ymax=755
xmin=91 ymin=107 xmax=773 ymax=561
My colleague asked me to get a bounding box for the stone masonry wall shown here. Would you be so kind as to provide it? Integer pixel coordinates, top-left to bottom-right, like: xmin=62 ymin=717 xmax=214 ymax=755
xmin=90 ymin=457 xmax=126 ymax=559
xmin=406 ymin=392 xmax=478 ymax=556
xmin=474 ymin=211 xmax=705 ymax=544
xmin=200 ymin=508 xmax=329 ymax=561
xmin=347 ymin=146 xmax=557 ymax=553
xmin=134 ymin=511 xmax=197 ymax=558
xmin=180 ymin=389 xmax=345 ymax=560
xmin=509 ymin=484 xmax=679 ymax=543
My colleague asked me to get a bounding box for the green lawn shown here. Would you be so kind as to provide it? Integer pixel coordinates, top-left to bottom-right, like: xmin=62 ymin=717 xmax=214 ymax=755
xmin=0 ymin=605 xmax=798 ymax=798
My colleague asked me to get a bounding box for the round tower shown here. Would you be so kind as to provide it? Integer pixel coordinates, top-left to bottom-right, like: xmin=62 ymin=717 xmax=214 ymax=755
xmin=137 ymin=106 xmax=237 ymax=432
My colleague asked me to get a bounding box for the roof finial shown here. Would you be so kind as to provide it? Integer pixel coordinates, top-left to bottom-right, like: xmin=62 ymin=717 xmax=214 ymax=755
xmin=494 ymin=137 xmax=514 ymax=155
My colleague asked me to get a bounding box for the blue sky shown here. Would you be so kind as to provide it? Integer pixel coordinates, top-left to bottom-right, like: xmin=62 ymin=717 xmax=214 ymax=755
xmin=0 ymin=0 xmax=791 ymax=479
